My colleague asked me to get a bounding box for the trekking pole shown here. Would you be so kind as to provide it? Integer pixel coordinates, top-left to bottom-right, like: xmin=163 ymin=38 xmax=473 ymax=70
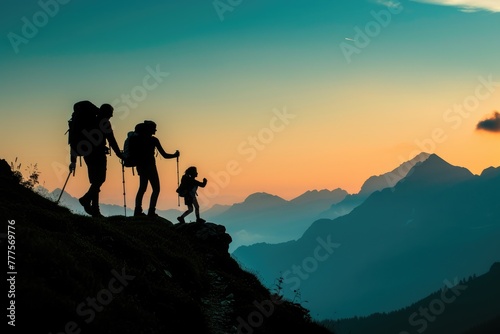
xmin=56 ymin=170 xmax=72 ymax=204
xmin=121 ymin=160 xmax=127 ymax=216
xmin=176 ymin=156 xmax=180 ymax=207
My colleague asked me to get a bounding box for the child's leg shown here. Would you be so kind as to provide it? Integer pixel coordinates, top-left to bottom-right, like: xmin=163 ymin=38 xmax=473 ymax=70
xmin=177 ymin=203 xmax=193 ymax=224
xmin=181 ymin=204 xmax=193 ymax=218
xmin=193 ymin=198 xmax=205 ymax=223
xmin=193 ymin=197 xmax=200 ymax=219
xmin=193 ymin=197 xmax=201 ymax=219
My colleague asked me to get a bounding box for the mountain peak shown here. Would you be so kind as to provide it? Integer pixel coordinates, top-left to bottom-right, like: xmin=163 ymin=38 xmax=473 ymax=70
xmin=480 ymin=166 xmax=500 ymax=179
xmin=243 ymin=192 xmax=286 ymax=203
xmin=290 ymin=188 xmax=348 ymax=205
xmin=419 ymin=153 xmax=459 ymax=170
xmin=398 ymin=153 xmax=474 ymax=188
xmin=359 ymin=152 xmax=431 ymax=195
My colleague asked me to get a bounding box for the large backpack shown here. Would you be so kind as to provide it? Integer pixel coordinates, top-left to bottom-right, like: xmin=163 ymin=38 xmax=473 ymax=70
xmin=67 ymin=101 xmax=100 ymax=157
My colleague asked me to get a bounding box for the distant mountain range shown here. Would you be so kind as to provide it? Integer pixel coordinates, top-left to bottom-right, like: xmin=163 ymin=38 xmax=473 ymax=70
xmin=211 ymin=189 xmax=348 ymax=252
xmin=48 ymin=152 xmax=431 ymax=253
xmin=210 ymin=152 xmax=430 ymax=251
xmin=50 ymin=186 xmax=348 ymax=252
xmin=232 ymin=154 xmax=500 ymax=319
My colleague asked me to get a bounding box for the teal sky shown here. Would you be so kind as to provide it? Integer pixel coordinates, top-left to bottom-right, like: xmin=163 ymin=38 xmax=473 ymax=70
xmin=1 ymin=0 xmax=499 ymax=208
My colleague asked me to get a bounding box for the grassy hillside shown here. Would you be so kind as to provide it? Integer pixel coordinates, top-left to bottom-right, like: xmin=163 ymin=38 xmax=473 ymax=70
xmin=0 ymin=159 xmax=332 ymax=334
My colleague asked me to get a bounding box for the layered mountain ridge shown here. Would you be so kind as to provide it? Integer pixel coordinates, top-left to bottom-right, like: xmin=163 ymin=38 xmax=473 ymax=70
xmin=233 ymin=154 xmax=500 ymax=320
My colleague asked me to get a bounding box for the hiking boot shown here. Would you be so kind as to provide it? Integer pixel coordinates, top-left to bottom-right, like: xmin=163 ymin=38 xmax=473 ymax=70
xmin=79 ymin=197 xmax=92 ymax=215
xmin=196 ymin=218 xmax=206 ymax=224
xmin=147 ymin=213 xmax=160 ymax=219
xmin=91 ymin=209 xmax=104 ymax=218
xmin=147 ymin=208 xmax=159 ymax=218
xmin=177 ymin=216 xmax=185 ymax=224
xmin=134 ymin=207 xmax=146 ymax=217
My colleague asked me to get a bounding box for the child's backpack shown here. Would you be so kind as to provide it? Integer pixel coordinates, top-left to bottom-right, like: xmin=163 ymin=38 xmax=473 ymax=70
xmin=176 ymin=175 xmax=190 ymax=197
xmin=67 ymin=101 xmax=100 ymax=157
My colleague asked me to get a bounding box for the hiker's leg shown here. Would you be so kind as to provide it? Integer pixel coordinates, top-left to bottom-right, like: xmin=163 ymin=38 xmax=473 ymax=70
xmin=181 ymin=204 xmax=193 ymax=218
xmin=81 ymin=188 xmax=92 ymax=201
xmin=148 ymin=165 xmax=160 ymax=215
xmin=78 ymin=157 xmax=94 ymax=214
xmin=178 ymin=196 xmax=193 ymax=223
xmin=193 ymin=197 xmax=205 ymax=223
xmin=193 ymin=197 xmax=201 ymax=219
xmin=85 ymin=154 xmax=106 ymax=216
xmin=135 ymin=172 xmax=148 ymax=213
xmin=88 ymin=183 xmax=103 ymax=216
xmin=81 ymin=155 xmax=94 ymax=200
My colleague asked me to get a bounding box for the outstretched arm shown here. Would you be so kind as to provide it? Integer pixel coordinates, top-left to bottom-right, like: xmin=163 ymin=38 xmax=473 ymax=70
xmin=155 ymin=137 xmax=179 ymax=159
xmin=195 ymin=178 xmax=207 ymax=188
xmin=102 ymin=120 xmax=123 ymax=158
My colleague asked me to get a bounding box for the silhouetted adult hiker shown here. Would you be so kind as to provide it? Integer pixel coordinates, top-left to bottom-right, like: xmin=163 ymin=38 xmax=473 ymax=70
xmin=176 ymin=166 xmax=207 ymax=224
xmin=133 ymin=120 xmax=180 ymax=218
xmin=69 ymin=103 xmax=123 ymax=217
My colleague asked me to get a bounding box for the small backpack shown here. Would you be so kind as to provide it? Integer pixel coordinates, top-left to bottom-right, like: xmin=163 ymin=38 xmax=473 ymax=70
xmin=67 ymin=101 xmax=100 ymax=157
xmin=176 ymin=175 xmax=191 ymax=197
xmin=122 ymin=131 xmax=139 ymax=167
xmin=122 ymin=122 xmax=147 ymax=168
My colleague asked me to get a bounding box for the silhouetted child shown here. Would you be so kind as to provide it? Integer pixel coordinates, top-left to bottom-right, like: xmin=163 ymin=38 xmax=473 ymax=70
xmin=177 ymin=166 xmax=207 ymax=224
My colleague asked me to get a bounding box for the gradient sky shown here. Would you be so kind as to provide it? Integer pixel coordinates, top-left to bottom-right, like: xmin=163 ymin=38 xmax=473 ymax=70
xmin=1 ymin=0 xmax=499 ymax=210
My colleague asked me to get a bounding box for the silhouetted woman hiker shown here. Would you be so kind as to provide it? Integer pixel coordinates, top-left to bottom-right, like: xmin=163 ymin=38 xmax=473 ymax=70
xmin=177 ymin=166 xmax=207 ymax=224
xmin=133 ymin=121 xmax=179 ymax=217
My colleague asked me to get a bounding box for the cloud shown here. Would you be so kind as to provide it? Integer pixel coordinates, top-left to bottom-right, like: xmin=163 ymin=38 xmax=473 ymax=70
xmin=412 ymin=0 xmax=500 ymax=13
xmin=476 ymin=112 xmax=500 ymax=132
xmin=376 ymin=0 xmax=403 ymax=9
xmin=235 ymin=230 xmax=267 ymax=244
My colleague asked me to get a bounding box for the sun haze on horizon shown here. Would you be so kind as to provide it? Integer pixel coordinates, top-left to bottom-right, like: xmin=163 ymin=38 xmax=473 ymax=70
xmin=0 ymin=0 xmax=499 ymax=210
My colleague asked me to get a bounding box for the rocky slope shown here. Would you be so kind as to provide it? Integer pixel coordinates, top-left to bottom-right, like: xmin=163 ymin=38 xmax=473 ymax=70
xmin=0 ymin=159 xmax=331 ymax=334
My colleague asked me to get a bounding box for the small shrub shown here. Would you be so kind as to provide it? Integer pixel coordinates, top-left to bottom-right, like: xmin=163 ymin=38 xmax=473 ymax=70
xmin=10 ymin=157 xmax=40 ymax=190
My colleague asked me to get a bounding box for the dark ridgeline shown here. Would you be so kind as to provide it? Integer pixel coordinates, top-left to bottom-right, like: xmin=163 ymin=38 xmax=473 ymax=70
xmin=321 ymin=263 xmax=500 ymax=334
